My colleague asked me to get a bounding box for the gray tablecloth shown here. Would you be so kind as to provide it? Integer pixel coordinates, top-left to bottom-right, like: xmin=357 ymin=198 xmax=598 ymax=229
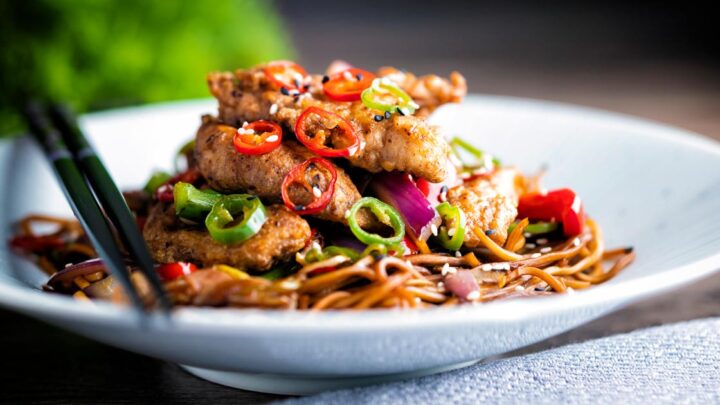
xmin=284 ymin=317 xmax=720 ymax=404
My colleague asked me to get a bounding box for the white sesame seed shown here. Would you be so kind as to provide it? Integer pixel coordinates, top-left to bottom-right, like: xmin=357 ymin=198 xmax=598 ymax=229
xmin=242 ymin=121 xmax=249 ymax=127
xmin=312 ymin=186 xmax=322 ymax=198
xmin=344 ymin=210 xmax=351 ymax=218
xmin=65 ymin=263 xmax=72 ymax=268
xmin=437 ymin=282 xmax=445 ymax=292
xmin=573 ymin=238 xmax=581 ymax=247
xmin=441 ymin=263 xmax=450 ymax=276
xmin=455 ymin=251 xmax=462 ymax=257
xmin=480 ymin=263 xmax=493 ymax=272
xmin=491 ymin=262 xmax=505 ymax=270
xmin=537 ymin=238 xmax=548 ymax=245
xmin=342 ymin=70 xmax=353 ymax=81
xmin=466 ymin=290 xmax=481 ymax=301
xmin=415 ymin=297 xmax=422 ymax=303
xmin=540 ymin=247 xmax=552 ymax=253
xmin=269 ymin=103 xmax=279 ymax=115
xmin=265 ymin=135 xmax=279 ymax=143
xmin=523 ymin=232 xmax=532 ymax=238
xmin=430 ymin=224 xmax=438 ymax=236
xmin=447 ymin=227 xmax=455 ymax=237
xmin=531 ymin=253 xmax=542 ymax=258
xmin=525 ymin=243 xmax=536 ymax=249
xmin=515 ymin=286 xmax=525 ymax=292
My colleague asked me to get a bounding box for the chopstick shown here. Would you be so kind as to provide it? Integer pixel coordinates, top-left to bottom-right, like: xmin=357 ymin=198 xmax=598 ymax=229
xmin=22 ymin=102 xmax=169 ymax=313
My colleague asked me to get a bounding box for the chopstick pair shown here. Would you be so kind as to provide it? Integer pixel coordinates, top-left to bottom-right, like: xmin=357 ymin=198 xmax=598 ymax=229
xmin=22 ymin=102 xmax=171 ymax=313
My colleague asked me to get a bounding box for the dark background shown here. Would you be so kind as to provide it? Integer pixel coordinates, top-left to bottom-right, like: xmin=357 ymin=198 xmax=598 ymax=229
xmin=2 ymin=1 xmax=719 ymax=403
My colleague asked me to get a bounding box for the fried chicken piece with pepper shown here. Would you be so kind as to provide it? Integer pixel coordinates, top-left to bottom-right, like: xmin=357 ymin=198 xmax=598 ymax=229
xmin=207 ymin=65 xmax=451 ymax=182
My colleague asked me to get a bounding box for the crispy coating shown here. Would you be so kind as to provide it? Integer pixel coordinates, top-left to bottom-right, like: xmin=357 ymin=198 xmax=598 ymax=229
xmin=447 ymin=168 xmax=526 ymax=247
xmin=207 ymin=66 xmax=451 ymax=182
xmin=376 ymin=67 xmax=467 ymax=117
xmin=195 ymin=117 xmax=371 ymax=225
xmin=143 ymin=203 xmax=310 ymax=272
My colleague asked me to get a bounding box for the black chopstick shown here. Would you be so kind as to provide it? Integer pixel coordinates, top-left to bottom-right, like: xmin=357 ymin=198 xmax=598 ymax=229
xmin=48 ymin=104 xmax=171 ymax=311
xmin=22 ymin=102 xmax=148 ymax=312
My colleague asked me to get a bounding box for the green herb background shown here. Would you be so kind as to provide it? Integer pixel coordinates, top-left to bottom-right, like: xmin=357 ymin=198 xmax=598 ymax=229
xmin=0 ymin=0 xmax=293 ymax=137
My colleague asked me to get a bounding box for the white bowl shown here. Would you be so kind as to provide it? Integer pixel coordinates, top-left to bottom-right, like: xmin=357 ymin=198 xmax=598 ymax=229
xmin=1 ymin=96 xmax=719 ymax=395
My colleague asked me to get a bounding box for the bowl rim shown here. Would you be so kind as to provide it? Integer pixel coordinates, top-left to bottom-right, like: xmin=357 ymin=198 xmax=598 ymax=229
xmin=1 ymin=95 xmax=719 ymax=333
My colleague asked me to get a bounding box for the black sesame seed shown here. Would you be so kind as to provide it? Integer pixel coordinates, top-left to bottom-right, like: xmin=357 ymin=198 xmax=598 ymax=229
xmin=280 ymin=87 xmax=290 ymax=96
xmin=294 ymin=79 xmax=301 ymax=88
xmin=384 ymin=111 xmax=391 ymax=119
xmin=397 ymin=108 xmax=406 ymax=116
xmin=294 ymin=205 xmax=306 ymax=211
xmin=372 ymin=254 xmax=387 ymax=261
xmin=485 ymin=229 xmax=496 ymax=236
xmin=322 ymin=75 xmax=330 ymax=84
xmin=304 ymin=84 xmax=310 ymax=90
xmin=374 ymin=115 xmax=384 ymax=122
xmin=356 ymin=73 xmax=363 ymax=81
xmin=440 ymin=185 xmax=449 ymax=193
xmin=247 ymin=196 xmax=258 ymax=200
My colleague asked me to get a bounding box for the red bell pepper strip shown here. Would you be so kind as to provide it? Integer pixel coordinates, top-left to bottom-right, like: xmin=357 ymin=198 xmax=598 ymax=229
xmin=233 ymin=120 xmax=283 ymax=155
xmin=156 ymin=262 xmax=197 ymax=281
xmin=9 ymin=235 xmax=65 ymax=253
xmin=263 ymin=61 xmax=309 ymax=93
xmin=517 ymin=188 xmax=585 ymax=236
xmin=281 ymin=157 xmax=338 ymax=215
xmin=295 ymin=106 xmax=361 ymax=157
xmin=323 ymin=68 xmax=376 ymax=102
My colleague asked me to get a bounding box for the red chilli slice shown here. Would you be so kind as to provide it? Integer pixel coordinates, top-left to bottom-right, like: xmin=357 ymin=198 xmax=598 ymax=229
xmin=323 ymin=68 xmax=376 ymax=102
xmin=295 ymin=106 xmax=361 ymax=158
xmin=233 ymin=120 xmax=283 ymax=155
xmin=281 ymin=157 xmax=338 ymax=216
xmin=263 ymin=61 xmax=309 ymax=93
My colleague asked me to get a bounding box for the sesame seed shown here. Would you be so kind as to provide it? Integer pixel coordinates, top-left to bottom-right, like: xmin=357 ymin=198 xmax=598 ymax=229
xmin=574 ymin=238 xmax=582 ymax=247
xmin=344 ymin=209 xmax=351 ymax=218
xmin=466 ymin=290 xmax=480 ymax=301
xmin=540 ymin=247 xmax=552 ymax=253
xmin=491 ymin=262 xmax=505 ymax=270
xmin=269 ymin=104 xmax=279 ymax=115
xmin=312 ymin=186 xmax=322 ymax=198
xmin=480 ymin=263 xmax=493 ymax=271
xmin=515 ymin=286 xmax=525 ymax=292
xmin=294 ymin=204 xmax=306 ymax=211
xmin=525 ymin=243 xmax=536 ymax=249
xmin=280 ymin=87 xmax=290 ymax=96
xmin=437 ymin=281 xmax=445 ymax=291
xmin=322 ymin=75 xmax=330 ymax=84
xmin=447 ymin=227 xmax=455 ymax=237
xmin=537 ymin=238 xmax=549 ymax=245
xmin=265 ymin=135 xmax=279 ymax=143
xmin=356 ymin=73 xmax=363 ymax=81
xmin=455 ymin=251 xmax=462 ymax=257
xmin=441 ymin=263 xmax=450 ymax=276
xmin=342 ymin=70 xmax=353 ymax=81
xmin=523 ymin=232 xmax=532 ymax=238
xmin=484 ymin=229 xmax=496 ymax=236
xmin=374 ymin=115 xmax=384 ymax=122
xmin=65 ymin=263 xmax=72 ymax=268
xmin=397 ymin=107 xmax=407 ymax=116
xmin=430 ymin=224 xmax=438 ymax=236
xmin=531 ymin=253 xmax=542 ymax=258
xmin=384 ymin=111 xmax=392 ymax=119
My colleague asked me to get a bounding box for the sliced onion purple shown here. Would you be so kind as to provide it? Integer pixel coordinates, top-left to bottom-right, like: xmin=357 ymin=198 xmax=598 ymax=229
xmin=444 ymin=269 xmax=480 ymax=301
xmin=369 ymin=172 xmax=440 ymax=241
xmin=47 ymin=258 xmax=106 ymax=286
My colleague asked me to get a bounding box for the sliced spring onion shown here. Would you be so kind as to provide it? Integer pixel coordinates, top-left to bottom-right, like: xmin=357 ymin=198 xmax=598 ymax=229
xmin=361 ymin=78 xmax=418 ymax=115
xmin=173 ymin=182 xmax=222 ymax=220
xmin=450 ymin=137 xmax=500 ymax=171
xmin=507 ymin=220 xmax=559 ymax=235
xmin=436 ymin=202 xmax=466 ymax=251
xmin=347 ymin=197 xmax=405 ymax=246
xmin=143 ymin=171 xmax=172 ymax=195
xmin=205 ymin=195 xmax=267 ymax=244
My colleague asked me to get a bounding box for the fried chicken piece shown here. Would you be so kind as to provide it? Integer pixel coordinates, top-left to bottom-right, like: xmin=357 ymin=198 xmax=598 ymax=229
xmin=447 ymin=168 xmax=526 ymax=247
xmin=143 ymin=203 xmax=310 ymax=272
xmin=376 ymin=67 xmax=467 ymax=117
xmin=207 ymin=66 xmax=450 ymax=182
xmin=195 ymin=117 xmax=372 ymax=225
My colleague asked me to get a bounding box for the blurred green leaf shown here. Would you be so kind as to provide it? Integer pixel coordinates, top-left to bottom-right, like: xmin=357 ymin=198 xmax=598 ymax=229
xmin=0 ymin=0 xmax=293 ymax=136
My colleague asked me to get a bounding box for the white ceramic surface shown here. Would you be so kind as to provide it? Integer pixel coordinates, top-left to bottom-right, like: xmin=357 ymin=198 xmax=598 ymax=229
xmin=1 ymin=96 xmax=719 ymax=394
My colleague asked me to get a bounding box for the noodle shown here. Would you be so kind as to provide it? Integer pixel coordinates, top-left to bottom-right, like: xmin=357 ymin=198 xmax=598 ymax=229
xmin=11 ymin=213 xmax=634 ymax=310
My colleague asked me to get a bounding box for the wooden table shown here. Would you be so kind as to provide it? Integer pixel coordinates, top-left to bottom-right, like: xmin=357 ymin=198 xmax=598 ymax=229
xmin=3 ymin=2 xmax=719 ymax=403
